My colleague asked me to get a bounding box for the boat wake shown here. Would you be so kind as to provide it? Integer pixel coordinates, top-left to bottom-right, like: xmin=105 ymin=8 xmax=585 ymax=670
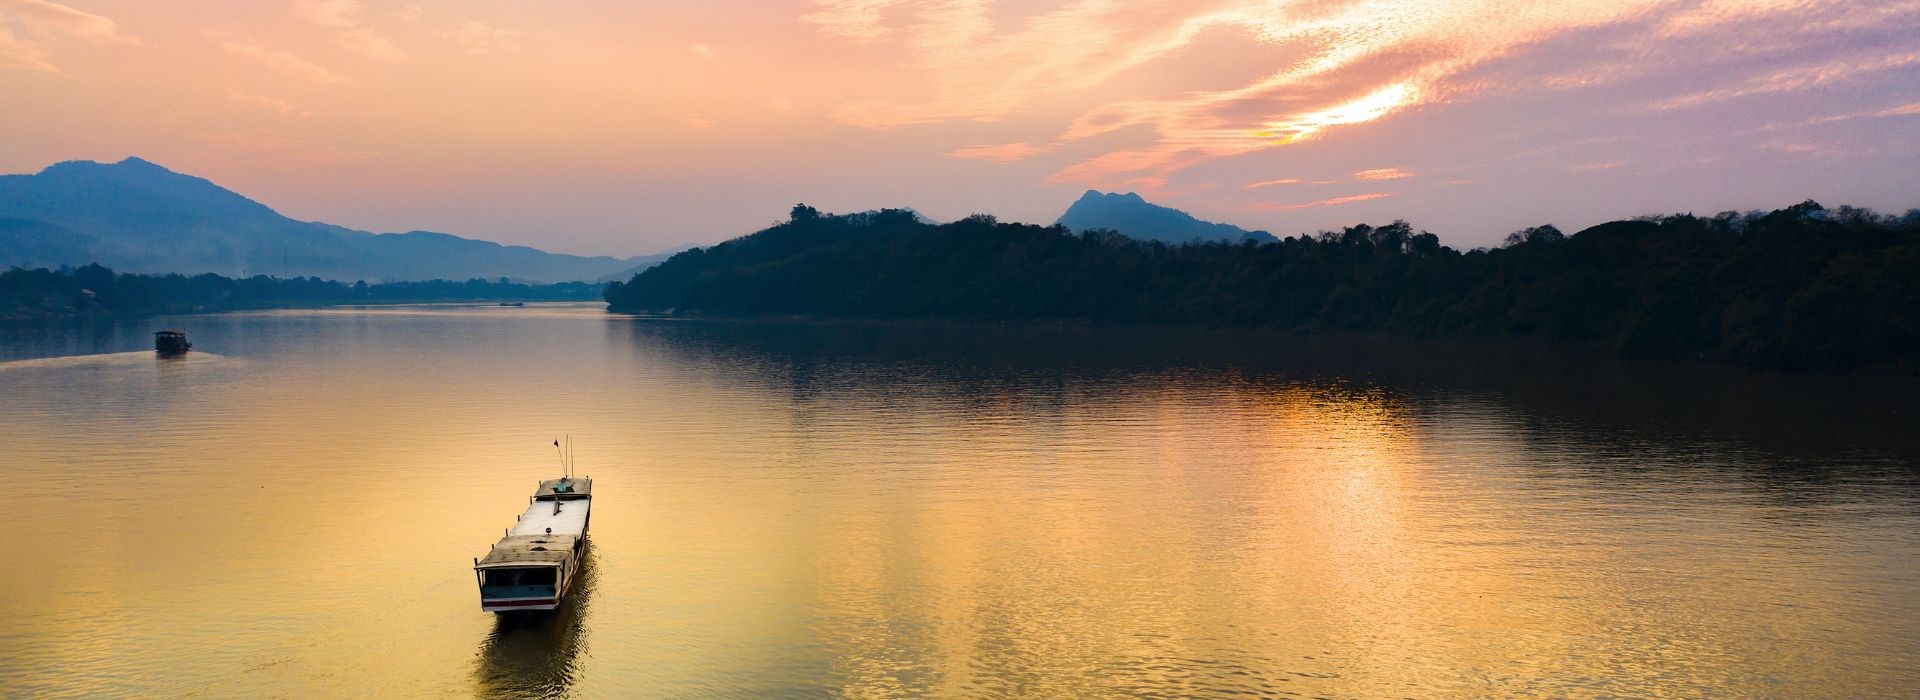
xmin=0 ymin=350 xmax=239 ymax=373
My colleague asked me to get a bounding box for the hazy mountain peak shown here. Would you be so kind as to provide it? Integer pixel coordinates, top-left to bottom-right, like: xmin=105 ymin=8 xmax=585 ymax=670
xmin=114 ymin=155 xmax=166 ymax=169
xmin=1058 ymin=190 xmax=1275 ymax=245
xmin=41 ymin=156 xmax=171 ymax=176
xmin=0 ymin=158 xmax=669 ymax=282
xmin=1073 ymin=190 xmax=1146 ymax=205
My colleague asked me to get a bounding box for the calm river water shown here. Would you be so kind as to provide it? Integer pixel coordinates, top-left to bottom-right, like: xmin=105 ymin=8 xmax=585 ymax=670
xmin=1 ymin=303 xmax=1916 ymax=697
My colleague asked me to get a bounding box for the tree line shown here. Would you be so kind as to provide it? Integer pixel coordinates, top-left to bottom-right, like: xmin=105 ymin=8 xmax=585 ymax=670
xmin=607 ymin=202 xmax=1920 ymax=373
xmin=2 ymin=264 xmax=601 ymax=319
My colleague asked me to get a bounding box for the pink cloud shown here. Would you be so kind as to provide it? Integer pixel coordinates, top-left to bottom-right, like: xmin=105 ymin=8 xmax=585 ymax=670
xmin=802 ymin=0 xmax=1909 ymax=194
xmin=1244 ymin=192 xmax=1392 ymax=212
xmin=1244 ymin=177 xmax=1301 ymax=189
xmin=1353 ymin=167 xmax=1414 ymax=180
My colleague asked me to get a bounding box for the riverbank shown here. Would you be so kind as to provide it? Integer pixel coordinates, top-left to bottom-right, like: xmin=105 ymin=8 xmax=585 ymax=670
xmin=2 ymin=264 xmax=603 ymax=321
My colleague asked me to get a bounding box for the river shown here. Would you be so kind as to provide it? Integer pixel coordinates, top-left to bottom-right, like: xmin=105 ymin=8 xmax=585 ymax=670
xmin=1 ymin=303 xmax=1916 ymax=697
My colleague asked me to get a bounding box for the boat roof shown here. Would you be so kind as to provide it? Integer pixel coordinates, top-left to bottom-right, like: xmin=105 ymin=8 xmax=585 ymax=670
xmin=534 ymin=477 xmax=592 ymax=500
xmin=510 ymin=493 xmax=590 ymax=538
xmin=154 ymin=330 xmax=186 ymax=336
xmin=477 ymin=534 xmax=577 ymax=568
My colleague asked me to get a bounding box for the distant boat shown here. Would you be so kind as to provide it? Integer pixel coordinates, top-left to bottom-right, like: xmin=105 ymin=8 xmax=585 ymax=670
xmin=474 ymin=439 xmax=592 ymax=613
xmin=154 ymin=330 xmax=191 ymax=354
xmin=499 ymin=302 xmax=526 ymax=307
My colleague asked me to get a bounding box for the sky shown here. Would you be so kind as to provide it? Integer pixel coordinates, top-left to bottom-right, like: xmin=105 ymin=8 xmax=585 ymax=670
xmin=1 ymin=0 xmax=1917 ymax=256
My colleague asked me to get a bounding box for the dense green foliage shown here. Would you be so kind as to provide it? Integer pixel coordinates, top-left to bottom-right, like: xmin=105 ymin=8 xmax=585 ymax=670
xmin=607 ymin=202 xmax=1920 ymax=372
xmin=2 ymin=264 xmax=601 ymax=319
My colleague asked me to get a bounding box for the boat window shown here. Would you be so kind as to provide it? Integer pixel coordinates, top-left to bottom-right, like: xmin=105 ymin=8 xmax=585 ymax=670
xmin=483 ymin=567 xmax=557 ymax=587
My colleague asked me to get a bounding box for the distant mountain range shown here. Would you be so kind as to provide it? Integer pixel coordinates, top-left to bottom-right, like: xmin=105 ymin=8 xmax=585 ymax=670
xmin=1057 ymin=190 xmax=1277 ymax=244
xmin=0 ymin=157 xmax=672 ymax=283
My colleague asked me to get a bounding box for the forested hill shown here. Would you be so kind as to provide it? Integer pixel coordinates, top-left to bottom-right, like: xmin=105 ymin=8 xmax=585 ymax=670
xmin=604 ymin=202 xmax=1920 ymax=373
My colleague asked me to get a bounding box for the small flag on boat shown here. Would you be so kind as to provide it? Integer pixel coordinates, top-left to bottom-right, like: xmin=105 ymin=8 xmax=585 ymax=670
xmin=554 ymin=439 xmax=559 ymax=446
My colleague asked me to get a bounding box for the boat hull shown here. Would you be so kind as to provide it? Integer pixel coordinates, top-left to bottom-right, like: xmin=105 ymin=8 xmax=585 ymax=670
xmin=481 ymin=596 xmax=560 ymax=612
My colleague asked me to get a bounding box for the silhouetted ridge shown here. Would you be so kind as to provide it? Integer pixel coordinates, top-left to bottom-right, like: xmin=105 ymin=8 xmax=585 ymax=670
xmin=606 ymin=201 xmax=1920 ymax=373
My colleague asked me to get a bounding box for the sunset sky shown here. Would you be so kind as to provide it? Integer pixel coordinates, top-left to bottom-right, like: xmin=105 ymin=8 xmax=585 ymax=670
xmin=2 ymin=0 xmax=1916 ymax=255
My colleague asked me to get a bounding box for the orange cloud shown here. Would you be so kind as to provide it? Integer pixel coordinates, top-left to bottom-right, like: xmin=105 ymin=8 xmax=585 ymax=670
xmin=294 ymin=1 xmax=406 ymax=62
xmin=0 ymin=0 xmax=136 ymax=71
xmin=220 ymin=40 xmax=358 ymax=85
xmin=2 ymin=0 xmax=132 ymax=43
xmin=947 ymin=142 xmax=1048 ymax=163
xmin=230 ymin=92 xmax=312 ymax=118
xmin=442 ymin=20 xmax=520 ymax=55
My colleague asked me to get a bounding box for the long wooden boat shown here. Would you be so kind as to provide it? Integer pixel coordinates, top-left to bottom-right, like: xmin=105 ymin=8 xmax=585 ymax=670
xmin=473 ymin=476 xmax=592 ymax=613
xmin=154 ymin=330 xmax=191 ymax=354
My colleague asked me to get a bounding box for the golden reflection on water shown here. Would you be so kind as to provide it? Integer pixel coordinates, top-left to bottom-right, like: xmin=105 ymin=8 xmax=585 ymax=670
xmin=1 ymin=305 xmax=1917 ymax=697
xmin=475 ymin=547 xmax=594 ymax=699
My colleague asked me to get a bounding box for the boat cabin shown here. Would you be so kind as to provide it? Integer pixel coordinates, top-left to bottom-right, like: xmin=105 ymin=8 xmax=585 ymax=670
xmin=475 ymin=476 xmax=592 ymax=612
xmin=154 ymin=330 xmax=191 ymax=354
xmin=475 ymin=534 xmax=579 ymax=610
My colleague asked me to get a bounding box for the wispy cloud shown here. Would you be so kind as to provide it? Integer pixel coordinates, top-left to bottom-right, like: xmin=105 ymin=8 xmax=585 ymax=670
xmin=338 ymin=31 xmax=405 ymax=61
xmin=1808 ymin=102 xmax=1920 ymax=124
xmin=0 ymin=0 xmax=136 ymax=71
xmin=2 ymin=0 xmax=132 ymax=42
xmin=221 ymin=40 xmax=357 ymax=85
xmin=1651 ymin=51 xmax=1920 ymax=111
xmin=1245 ymin=192 xmax=1393 ymax=212
xmin=685 ymin=115 xmax=714 ymax=129
xmin=230 ymin=92 xmax=312 ymax=118
xmin=1244 ymin=178 xmax=1302 ymax=190
xmin=947 ymin=142 xmax=1047 ymax=163
xmin=0 ymin=25 xmax=54 ymax=70
xmin=691 ymin=43 xmax=715 ymax=58
xmin=295 ymin=0 xmax=406 ymax=62
xmin=1353 ymin=167 xmax=1415 ymax=181
xmin=804 ymin=0 xmax=1912 ymax=195
xmin=801 ymin=0 xmax=902 ymax=42
xmin=1575 ymin=161 xmax=1624 ymax=171
xmin=443 ymin=20 xmax=520 ymax=55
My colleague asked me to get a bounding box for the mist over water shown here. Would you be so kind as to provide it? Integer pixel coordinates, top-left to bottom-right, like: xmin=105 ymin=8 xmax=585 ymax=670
xmin=1 ymin=304 xmax=1916 ymax=697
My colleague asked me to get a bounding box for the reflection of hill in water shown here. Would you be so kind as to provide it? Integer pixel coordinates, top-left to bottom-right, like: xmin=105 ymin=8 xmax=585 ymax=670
xmin=473 ymin=545 xmax=596 ymax=699
xmin=615 ymin=317 xmax=1920 ymax=474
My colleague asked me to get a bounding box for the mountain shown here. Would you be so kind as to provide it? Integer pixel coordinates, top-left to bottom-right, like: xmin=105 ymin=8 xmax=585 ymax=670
xmin=1056 ymin=190 xmax=1277 ymax=244
xmin=0 ymin=157 xmax=665 ymax=283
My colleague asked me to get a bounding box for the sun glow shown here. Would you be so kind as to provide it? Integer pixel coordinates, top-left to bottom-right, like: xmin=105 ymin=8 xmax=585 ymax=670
xmin=1260 ymin=84 xmax=1417 ymax=144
